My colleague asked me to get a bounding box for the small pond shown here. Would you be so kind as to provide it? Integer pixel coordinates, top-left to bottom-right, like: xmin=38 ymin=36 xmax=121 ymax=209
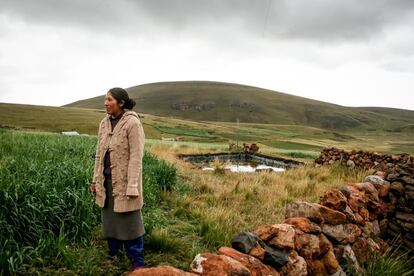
xmin=177 ymin=152 xmax=303 ymax=173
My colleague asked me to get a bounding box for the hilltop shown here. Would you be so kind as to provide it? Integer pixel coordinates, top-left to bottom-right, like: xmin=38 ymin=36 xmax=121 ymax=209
xmin=64 ymin=81 xmax=414 ymax=132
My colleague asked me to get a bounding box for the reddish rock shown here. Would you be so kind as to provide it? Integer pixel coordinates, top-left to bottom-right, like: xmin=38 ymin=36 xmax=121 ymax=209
xmin=218 ymin=247 xmax=279 ymax=276
xmin=129 ymin=265 xmax=196 ymax=276
xmin=343 ymin=206 xmax=356 ymax=223
xmin=284 ymin=217 xmax=321 ymax=234
xmin=354 ymin=212 xmax=365 ymax=226
xmin=248 ymin=243 xmax=266 ymax=261
xmin=255 ymin=224 xmax=295 ymax=250
xmin=294 ymin=231 xmax=320 ymax=260
xmin=333 ymin=246 xmax=344 ymax=260
xmin=321 ymin=249 xmax=340 ymax=275
xmin=348 ymin=194 xmax=366 ymax=213
xmin=279 ymin=250 xmax=307 ymax=276
xmin=377 ymin=182 xmax=390 ymax=197
xmin=353 ymin=182 xmax=379 ymax=201
xmin=286 ymin=201 xmax=347 ymax=225
xmin=373 ymin=171 xmax=386 ymax=179
xmin=255 ymin=225 xmax=278 ymax=241
xmin=376 ymin=199 xmax=389 ymax=218
xmin=318 ymin=204 xmax=348 ymax=225
xmin=307 ymin=259 xmax=328 ymax=276
xmin=322 ymin=224 xmax=362 ymax=244
xmin=351 ymin=238 xmax=369 ymax=265
xmin=190 ymin=252 xmax=251 ymax=276
xmin=366 ymin=238 xmax=380 ymax=253
xmin=362 ymin=188 xmax=383 ymax=216
xmin=340 ymin=185 xmax=367 ymax=213
xmin=358 ymin=207 xmax=370 ymax=222
xmin=285 ymin=202 xmax=324 ymax=224
xmin=319 ymin=189 xmax=348 ymax=212
xmin=375 ymin=239 xmax=389 ymax=254
xmin=318 ymin=234 xmax=334 ymax=258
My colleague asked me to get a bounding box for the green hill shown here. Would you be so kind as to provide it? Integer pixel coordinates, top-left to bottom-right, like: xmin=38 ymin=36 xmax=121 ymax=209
xmin=1 ymin=101 xmax=413 ymax=155
xmin=64 ymin=81 xmax=414 ymax=132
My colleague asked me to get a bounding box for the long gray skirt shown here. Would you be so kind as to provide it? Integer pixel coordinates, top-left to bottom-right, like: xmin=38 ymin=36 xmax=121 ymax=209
xmin=101 ymin=174 xmax=145 ymax=240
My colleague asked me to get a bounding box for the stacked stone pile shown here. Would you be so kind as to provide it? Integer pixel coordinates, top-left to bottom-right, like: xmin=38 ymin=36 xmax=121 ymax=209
xmin=281 ymin=176 xmax=391 ymax=275
xmin=132 ymin=173 xmax=396 ymax=275
xmin=314 ymin=147 xmax=413 ymax=170
xmin=383 ymin=162 xmax=414 ymax=252
xmin=130 ymin=147 xmax=413 ymax=275
xmin=315 ymin=147 xmax=414 ymax=253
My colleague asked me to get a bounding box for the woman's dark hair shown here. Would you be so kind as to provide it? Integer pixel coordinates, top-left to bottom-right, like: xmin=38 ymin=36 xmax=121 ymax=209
xmin=108 ymin=87 xmax=136 ymax=110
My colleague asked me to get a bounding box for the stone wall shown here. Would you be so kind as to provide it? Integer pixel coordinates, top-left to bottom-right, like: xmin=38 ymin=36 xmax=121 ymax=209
xmin=131 ymin=148 xmax=413 ymax=276
xmin=314 ymin=147 xmax=413 ymax=171
xmin=315 ymin=147 xmax=414 ymax=253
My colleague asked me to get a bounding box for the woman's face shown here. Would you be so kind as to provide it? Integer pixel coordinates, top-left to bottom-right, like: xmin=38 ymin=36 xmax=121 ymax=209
xmin=105 ymin=92 xmax=123 ymax=115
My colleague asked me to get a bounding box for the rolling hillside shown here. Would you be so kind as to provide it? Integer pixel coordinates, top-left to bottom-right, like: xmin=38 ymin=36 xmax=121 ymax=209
xmin=1 ymin=101 xmax=413 ymax=155
xmin=64 ymin=81 xmax=414 ymax=132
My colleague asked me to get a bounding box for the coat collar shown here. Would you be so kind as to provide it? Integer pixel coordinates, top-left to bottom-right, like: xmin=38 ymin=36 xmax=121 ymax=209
xmin=105 ymin=110 xmax=139 ymax=120
xmin=104 ymin=110 xmax=139 ymax=133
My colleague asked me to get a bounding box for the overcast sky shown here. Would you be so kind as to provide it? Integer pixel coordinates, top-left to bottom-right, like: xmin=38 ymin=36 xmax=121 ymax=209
xmin=0 ymin=0 xmax=413 ymax=110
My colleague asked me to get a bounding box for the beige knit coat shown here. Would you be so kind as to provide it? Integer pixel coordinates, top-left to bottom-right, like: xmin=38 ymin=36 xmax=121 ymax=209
xmin=92 ymin=110 xmax=145 ymax=213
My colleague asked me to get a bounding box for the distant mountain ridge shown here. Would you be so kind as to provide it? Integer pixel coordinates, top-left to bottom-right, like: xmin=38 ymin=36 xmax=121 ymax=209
xmin=63 ymin=81 xmax=414 ymax=132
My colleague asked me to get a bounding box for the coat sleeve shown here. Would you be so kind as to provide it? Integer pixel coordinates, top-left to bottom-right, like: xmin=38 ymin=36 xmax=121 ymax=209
xmin=92 ymin=121 xmax=103 ymax=184
xmin=126 ymin=117 xmax=145 ymax=196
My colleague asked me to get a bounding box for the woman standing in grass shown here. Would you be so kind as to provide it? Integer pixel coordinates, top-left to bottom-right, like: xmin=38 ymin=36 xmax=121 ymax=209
xmin=89 ymin=87 xmax=146 ymax=271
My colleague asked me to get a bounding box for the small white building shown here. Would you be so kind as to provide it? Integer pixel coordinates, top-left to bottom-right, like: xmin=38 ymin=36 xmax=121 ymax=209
xmin=62 ymin=131 xmax=80 ymax=136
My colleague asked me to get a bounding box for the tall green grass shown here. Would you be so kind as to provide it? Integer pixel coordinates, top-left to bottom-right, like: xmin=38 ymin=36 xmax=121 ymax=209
xmin=0 ymin=129 xmax=177 ymax=275
xmin=346 ymin=241 xmax=414 ymax=276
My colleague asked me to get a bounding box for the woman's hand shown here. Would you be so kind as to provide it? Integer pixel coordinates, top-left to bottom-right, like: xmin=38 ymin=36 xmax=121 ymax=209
xmin=89 ymin=183 xmax=96 ymax=193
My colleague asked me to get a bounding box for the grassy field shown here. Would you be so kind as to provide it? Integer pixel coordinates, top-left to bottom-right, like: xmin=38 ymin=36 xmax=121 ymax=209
xmin=0 ymin=129 xmax=177 ymax=275
xmin=1 ymin=128 xmax=412 ymax=275
xmin=0 ymin=128 xmax=370 ymax=275
xmin=1 ymin=96 xmax=413 ymax=275
xmin=1 ymin=103 xmax=413 ymax=158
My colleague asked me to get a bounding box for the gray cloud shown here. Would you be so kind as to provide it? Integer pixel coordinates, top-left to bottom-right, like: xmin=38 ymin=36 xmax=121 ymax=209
xmin=1 ymin=0 xmax=414 ymax=110
xmin=1 ymin=0 xmax=413 ymax=43
xmin=0 ymin=0 xmax=142 ymax=33
xmin=265 ymin=0 xmax=414 ymax=42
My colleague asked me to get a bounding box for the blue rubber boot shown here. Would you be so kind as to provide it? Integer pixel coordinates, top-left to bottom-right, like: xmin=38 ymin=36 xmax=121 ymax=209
xmin=107 ymin=238 xmax=120 ymax=259
xmin=124 ymin=235 xmax=145 ymax=269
